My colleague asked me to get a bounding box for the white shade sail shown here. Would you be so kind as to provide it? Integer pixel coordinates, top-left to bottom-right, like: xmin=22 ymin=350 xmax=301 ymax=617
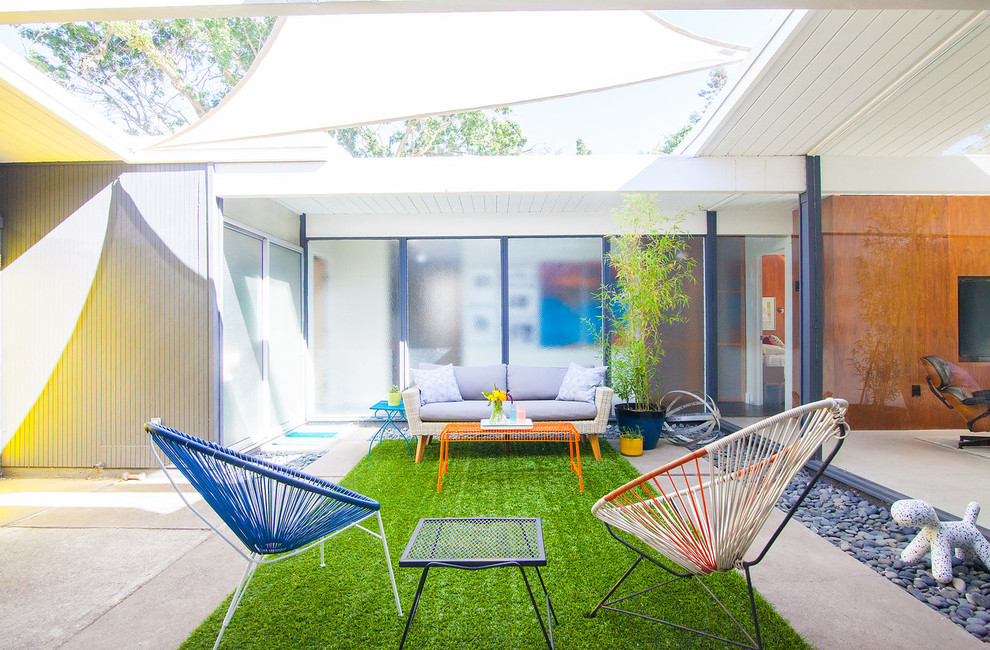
xmin=156 ymin=11 xmax=746 ymax=148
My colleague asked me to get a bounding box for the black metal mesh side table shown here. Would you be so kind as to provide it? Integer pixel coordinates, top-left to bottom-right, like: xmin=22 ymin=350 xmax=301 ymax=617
xmin=398 ymin=517 xmax=557 ymax=649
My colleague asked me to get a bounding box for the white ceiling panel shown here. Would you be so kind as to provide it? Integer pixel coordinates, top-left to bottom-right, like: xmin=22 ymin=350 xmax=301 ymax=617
xmin=763 ymin=11 xmax=952 ymax=154
xmin=703 ymin=11 xmax=863 ymax=155
xmin=275 ymin=191 xmax=801 ymax=223
xmin=688 ymin=9 xmax=990 ymax=157
xmin=275 ymin=192 xmax=630 ymax=216
xmin=824 ymin=16 xmax=990 ymax=156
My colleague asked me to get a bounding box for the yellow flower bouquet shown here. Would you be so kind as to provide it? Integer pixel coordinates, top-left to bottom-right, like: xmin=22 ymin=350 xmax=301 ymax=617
xmin=483 ymin=384 xmax=513 ymax=424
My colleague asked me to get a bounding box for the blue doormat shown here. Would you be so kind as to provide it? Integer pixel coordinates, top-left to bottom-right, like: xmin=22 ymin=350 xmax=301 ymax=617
xmin=285 ymin=430 xmax=337 ymax=439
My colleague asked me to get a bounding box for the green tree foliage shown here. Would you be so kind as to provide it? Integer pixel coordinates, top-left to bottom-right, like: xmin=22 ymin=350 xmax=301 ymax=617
xmin=656 ymin=123 xmax=694 ymax=155
xmin=332 ymin=108 xmax=528 ymax=157
xmin=653 ymin=67 xmax=727 ymax=155
xmin=576 ymin=138 xmax=592 ymax=155
xmin=18 ymin=18 xmax=275 ymax=135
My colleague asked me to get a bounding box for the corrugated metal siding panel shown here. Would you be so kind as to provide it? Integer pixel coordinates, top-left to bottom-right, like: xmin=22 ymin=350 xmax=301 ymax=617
xmin=0 ymin=162 xmax=213 ymax=468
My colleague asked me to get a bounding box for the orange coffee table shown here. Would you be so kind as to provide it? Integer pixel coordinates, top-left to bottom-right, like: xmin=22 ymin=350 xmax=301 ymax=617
xmin=437 ymin=421 xmax=582 ymax=492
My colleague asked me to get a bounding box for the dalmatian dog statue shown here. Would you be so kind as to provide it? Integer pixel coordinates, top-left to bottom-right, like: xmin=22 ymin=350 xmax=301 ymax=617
xmin=890 ymin=499 xmax=990 ymax=584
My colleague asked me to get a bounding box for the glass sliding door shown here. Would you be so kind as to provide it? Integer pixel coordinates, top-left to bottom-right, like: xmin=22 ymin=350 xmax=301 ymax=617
xmin=222 ymin=224 xmax=305 ymax=445
xmin=222 ymin=226 xmax=266 ymax=447
xmin=309 ymin=240 xmax=399 ymax=416
xmin=507 ymin=237 xmax=602 ymax=367
xmin=268 ymin=243 xmax=305 ymax=427
xmin=407 ymin=239 xmax=501 ymax=370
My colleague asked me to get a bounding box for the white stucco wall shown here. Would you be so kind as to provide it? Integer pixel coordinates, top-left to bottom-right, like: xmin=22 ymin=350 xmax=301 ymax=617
xmin=221 ymin=197 xmax=300 ymax=246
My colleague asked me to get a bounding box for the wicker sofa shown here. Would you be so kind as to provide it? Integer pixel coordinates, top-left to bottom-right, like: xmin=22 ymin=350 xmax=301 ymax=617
xmin=402 ymin=363 xmax=613 ymax=462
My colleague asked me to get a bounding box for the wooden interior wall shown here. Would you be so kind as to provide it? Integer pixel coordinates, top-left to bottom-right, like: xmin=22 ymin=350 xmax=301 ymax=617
xmin=762 ymin=254 xmax=786 ymax=339
xmin=822 ymin=195 xmax=990 ymax=430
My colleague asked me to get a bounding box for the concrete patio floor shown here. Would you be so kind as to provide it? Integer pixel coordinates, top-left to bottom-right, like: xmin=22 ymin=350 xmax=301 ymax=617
xmin=0 ymin=421 xmax=986 ymax=649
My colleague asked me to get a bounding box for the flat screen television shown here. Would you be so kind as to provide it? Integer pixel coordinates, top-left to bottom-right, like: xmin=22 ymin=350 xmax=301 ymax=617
xmin=958 ymin=276 xmax=990 ymax=362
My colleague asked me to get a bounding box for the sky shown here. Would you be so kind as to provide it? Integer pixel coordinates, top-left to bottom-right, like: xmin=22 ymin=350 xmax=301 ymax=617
xmin=0 ymin=9 xmax=790 ymax=156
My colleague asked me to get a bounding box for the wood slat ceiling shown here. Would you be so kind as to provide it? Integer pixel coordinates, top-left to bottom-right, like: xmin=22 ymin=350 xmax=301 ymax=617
xmin=693 ymin=10 xmax=990 ymax=157
xmin=275 ymin=192 xmax=627 ymax=215
xmin=824 ymin=16 xmax=990 ymax=155
xmin=274 ymin=191 xmax=799 ymax=217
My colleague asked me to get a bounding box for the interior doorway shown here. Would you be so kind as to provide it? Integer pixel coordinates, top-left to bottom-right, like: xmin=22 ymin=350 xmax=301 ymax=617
xmin=745 ymin=237 xmax=793 ymax=411
xmin=760 ymin=252 xmax=786 ymax=408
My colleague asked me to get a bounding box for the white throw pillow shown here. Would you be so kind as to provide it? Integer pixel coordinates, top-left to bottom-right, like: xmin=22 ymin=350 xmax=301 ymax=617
xmin=556 ymin=363 xmax=607 ymax=403
xmin=411 ymin=364 xmax=463 ymax=405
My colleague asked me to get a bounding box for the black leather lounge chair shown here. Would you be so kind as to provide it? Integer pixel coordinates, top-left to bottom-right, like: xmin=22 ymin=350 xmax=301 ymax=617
xmin=921 ymin=355 xmax=990 ymax=448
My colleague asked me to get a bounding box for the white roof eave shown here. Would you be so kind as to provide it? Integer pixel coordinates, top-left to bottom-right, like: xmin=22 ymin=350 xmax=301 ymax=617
xmin=0 ymin=44 xmax=137 ymax=162
xmin=212 ymin=154 xmax=807 ymax=197
xmin=677 ymin=9 xmax=807 ymax=157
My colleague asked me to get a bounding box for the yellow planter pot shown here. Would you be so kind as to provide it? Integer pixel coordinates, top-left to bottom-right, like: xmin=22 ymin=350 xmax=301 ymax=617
xmin=388 ymin=393 xmax=402 ymax=406
xmin=620 ymin=437 xmax=643 ymax=456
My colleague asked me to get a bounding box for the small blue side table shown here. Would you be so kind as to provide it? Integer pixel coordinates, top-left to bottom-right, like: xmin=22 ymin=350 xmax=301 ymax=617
xmin=369 ymin=400 xmax=412 ymax=457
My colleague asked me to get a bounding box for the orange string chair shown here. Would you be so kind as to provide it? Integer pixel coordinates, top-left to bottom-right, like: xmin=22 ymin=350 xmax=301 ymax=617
xmin=588 ymin=398 xmax=849 ymax=649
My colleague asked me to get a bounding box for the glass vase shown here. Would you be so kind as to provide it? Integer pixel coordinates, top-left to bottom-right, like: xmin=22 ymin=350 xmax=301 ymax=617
xmin=490 ymin=402 xmax=508 ymax=425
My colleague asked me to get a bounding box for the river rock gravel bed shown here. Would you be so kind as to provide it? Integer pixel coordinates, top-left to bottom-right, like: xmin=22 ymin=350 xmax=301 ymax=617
xmin=779 ymin=469 xmax=990 ymax=643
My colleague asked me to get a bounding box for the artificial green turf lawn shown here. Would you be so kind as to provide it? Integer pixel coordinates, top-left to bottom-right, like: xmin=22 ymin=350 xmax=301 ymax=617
xmin=182 ymin=440 xmax=810 ymax=649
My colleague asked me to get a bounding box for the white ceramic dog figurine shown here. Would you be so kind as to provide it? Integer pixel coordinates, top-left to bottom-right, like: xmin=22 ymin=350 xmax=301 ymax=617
xmin=891 ymin=499 xmax=990 ymax=584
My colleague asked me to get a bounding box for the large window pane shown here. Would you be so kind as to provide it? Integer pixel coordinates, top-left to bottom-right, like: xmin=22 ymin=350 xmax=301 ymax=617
xmin=222 ymin=226 xmax=265 ymax=446
xmin=507 ymin=237 xmax=602 ymax=366
xmin=408 ymin=239 xmax=501 ymax=370
xmin=716 ymin=237 xmax=746 ymax=401
xmin=655 ymin=236 xmax=705 ymax=395
xmin=310 ymin=240 xmax=398 ymax=416
xmin=269 ymin=243 xmax=304 ymax=426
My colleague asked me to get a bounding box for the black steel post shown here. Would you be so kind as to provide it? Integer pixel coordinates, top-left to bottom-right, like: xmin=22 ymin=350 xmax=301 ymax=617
xmin=705 ymin=210 xmax=718 ymax=399
xmin=799 ymin=155 xmax=824 ymax=406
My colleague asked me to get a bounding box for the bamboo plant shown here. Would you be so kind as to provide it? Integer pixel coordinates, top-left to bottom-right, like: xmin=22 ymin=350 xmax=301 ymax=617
xmin=599 ymin=194 xmax=696 ymax=412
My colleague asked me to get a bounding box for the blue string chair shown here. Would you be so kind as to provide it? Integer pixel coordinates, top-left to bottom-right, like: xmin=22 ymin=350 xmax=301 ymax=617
xmin=145 ymin=422 xmax=402 ymax=649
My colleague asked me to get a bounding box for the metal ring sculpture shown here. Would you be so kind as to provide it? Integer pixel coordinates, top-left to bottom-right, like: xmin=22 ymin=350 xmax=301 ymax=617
xmin=660 ymin=390 xmax=722 ymax=447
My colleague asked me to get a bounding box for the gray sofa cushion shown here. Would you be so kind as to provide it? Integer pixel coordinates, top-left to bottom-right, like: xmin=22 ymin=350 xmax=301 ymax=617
xmin=419 ymin=399 xmax=598 ymax=422
xmin=420 ymin=400 xmax=495 ymax=422
xmin=521 ymin=399 xmax=599 ymax=420
xmin=507 ymin=365 xmax=567 ymax=400
xmin=421 ymin=363 xmax=506 ymax=400
xmin=455 ymin=365 xmax=507 ymax=400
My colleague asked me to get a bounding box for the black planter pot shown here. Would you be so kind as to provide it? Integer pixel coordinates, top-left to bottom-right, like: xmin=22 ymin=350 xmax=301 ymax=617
xmin=614 ymin=403 xmax=667 ymax=450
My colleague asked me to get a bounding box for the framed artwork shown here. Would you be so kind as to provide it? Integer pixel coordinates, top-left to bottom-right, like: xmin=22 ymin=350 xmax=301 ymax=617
xmin=762 ymin=297 xmax=775 ymax=330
